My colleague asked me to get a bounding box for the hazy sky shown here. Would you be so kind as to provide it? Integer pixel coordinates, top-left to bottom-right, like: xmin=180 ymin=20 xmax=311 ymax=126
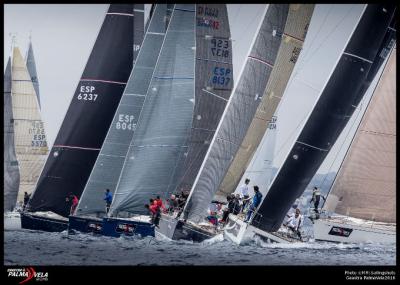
xmin=4 ymin=4 xmax=379 ymax=179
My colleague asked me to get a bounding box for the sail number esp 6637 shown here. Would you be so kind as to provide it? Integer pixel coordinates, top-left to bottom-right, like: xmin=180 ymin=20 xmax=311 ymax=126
xmin=77 ymin=86 xmax=98 ymax=101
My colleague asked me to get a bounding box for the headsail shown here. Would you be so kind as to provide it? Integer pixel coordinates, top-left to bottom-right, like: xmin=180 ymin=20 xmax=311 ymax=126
xmin=26 ymin=4 xmax=135 ymax=217
xmin=324 ymin=48 xmax=396 ymax=223
xmin=76 ymin=4 xmax=173 ymax=216
xmin=185 ymin=4 xmax=290 ymax=222
xmin=252 ymin=4 xmax=396 ymax=232
xmin=4 ymin=56 xmax=20 ymax=211
xmin=11 ymin=47 xmax=49 ymax=204
xmin=26 ymin=40 xmax=41 ymax=108
xmin=109 ymin=4 xmax=196 ymax=216
xmin=174 ymin=4 xmax=234 ymax=195
xmin=218 ymin=4 xmax=315 ymax=196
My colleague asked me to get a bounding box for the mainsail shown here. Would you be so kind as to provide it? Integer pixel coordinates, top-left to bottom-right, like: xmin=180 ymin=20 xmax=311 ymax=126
xmin=4 ymin=56 xmax=20 ymax=211
xmin=27 ymin=4 xmax=135 ymax=217
xmin=11 ymin=47 xmax=49 ymax=204
xmin=174 ymin=4 xmax=234 ymax=194
xmin=252 ymin=4 xmax=396 ymax=232
xmin=218 ymin=4 xmax=315 ymax=197
xmin=26 ymin=40 xmax=41 ymax=108
xmin=109 ymin=4 xmax=196 ymax=216
xmin=185 ymin=4 xmax=290 ymax=222
xmin=76 ymin=4 xmax=173 ymax=216
xmin=324 ymin=48 xmax=396 ymax=223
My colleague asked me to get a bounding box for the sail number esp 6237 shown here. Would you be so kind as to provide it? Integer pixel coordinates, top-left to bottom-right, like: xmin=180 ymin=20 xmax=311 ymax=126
xmin=77 ymin=85 xmax=98 ymax=101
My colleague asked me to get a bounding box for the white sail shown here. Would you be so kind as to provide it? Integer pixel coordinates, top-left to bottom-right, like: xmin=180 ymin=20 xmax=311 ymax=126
xmin=218 ymin=4 xmax=315 ymax=196
xmin=324 ymin=48 xmax=396 ymax=223
xmin=11 ymin=47 xmax=49 ymax=203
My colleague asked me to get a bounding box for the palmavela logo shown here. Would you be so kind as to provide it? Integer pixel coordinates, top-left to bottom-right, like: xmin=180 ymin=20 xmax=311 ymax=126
xmin=7 ymin=267 xmax=48 ymax=283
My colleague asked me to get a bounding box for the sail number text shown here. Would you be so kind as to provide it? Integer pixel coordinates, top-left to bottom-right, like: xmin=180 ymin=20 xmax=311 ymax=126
xmin=212 ymin=67 xmax=231 ymax=86
xmin=116 ymin=114 xmax=136 ymax=131
xmin=211 ymin=38 xmax=230 ymax=58
xmin=77 ymin=86 xmax=98 ymax=102
xmin=30 ymin=121 xmax=47 ymax=147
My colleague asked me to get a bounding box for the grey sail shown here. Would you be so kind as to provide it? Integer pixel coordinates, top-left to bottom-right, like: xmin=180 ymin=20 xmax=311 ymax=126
xmin=76 ymin=4 xmax=173 ymax=216
xmin=133 ymin=4 xmax=145 ymax=63
xmin=4 ymin=56 xmax=20 ymax=212
xmin=174 ymin=4 xmax=234 ymax=195
xmin=218 ymin=4 xmax=315 ymax=196
xmin=185 ymin=4 xmax=290 ymax=222
xmin=324 ymin=47 xmax=396 ymax=223
xmin=109 ymin=4 xmax=196 ymax=216
xmin=25 ymin=41 xmax=41 ymax=108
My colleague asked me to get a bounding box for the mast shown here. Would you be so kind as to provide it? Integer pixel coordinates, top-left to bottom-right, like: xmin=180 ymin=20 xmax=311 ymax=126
xmin=251 ymin=4 xmax=396 ymax=232
xmin=76 ymin=4 xmax=173 ymax=216
xmin=26 ymin=5 xmax=135 ymax=217
xmin=218 ymin=4 xmax=315 ymax=197
xmin=173 ymin=4 xmax=234 ymax=196
xmin=109 ymin=4 xmax=196 ymax=216
xmin=324 ymin=47 xmax=396 ymax=223
xmin=26 ymin=34 xmax=41 ymax=109
xmin=184 ymin=4 xmax=290 ymax=223
xmin=4 ymin=56 xmax=20 ymax=211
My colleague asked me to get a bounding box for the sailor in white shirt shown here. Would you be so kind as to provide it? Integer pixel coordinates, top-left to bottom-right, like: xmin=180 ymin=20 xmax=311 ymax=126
xmin=239 ymin=178 xmax=250 ymax=212
xmin=285 ymin=208 xmax=304 ymax=240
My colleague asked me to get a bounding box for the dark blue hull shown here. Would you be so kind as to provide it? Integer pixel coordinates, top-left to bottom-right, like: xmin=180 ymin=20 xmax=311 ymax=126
xmin=20 ymin=212 xmax=68 ymax=232
xmin=68 ymin=215 xmax=104 ymax=235
xmin=157 ymin=214 xmax=215 ymax=242
xmin=101 ymin=217 xmax=155 ymax=238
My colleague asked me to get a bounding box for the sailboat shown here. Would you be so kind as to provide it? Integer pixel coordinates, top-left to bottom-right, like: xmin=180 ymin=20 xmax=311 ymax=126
xmin=69 ymin=4 xmax=170 ymax=237
xmin=97 ymin=3 xmax=196 ymax=237
xmin=4 ymin=55 xmax=20 ymax=213
xmin=313 ymin=46 xmax=396 ymax=244
xmin=155 ymin=4 xmax=234 ymax=241
xmin=219 ymin=4 xmax=315 ymax=197
xmin=21 ymin=4 xmax=135 ymax=232
xmin=224 ymin=4 xmax=396 ymax=244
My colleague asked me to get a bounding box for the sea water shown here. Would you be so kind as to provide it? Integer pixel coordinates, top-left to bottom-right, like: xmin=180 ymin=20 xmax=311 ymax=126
xmin=4 ymin=215 xmax=395 ymax=266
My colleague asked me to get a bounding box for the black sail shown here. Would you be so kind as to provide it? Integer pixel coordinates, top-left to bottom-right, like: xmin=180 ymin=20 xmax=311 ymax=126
xmin=252 ymin=4 xmax=396 ymax=232
xmin=27 ymin=4 xmax=134 ymax=217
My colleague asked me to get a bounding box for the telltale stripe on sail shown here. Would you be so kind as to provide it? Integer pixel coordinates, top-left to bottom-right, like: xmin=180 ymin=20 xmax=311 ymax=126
xmin=296 ymin=141 xmax=329 ymax=151
xmin=99 ymin=153 xmax=126 ymax=158
xmin=343 ymin=52 xmax=373 ymax=63
xmin=175 ymin=8 xmax=195 ymax=12
xmin=80 ymin=79 xmax=127 ymax=85
xmin=192 ymin=127 xmax=217 ymax=132
xmin=247 ymin=56 xmax=274 ymax=68
xmin=12 ymin=79 xmax=32 ymax=82
xmin=204 ymin=35 xmax=231 ymax=40
xmin=154 ymin=76 xmax=194 ymax=80
xmin=135 ymin=145 xmax=188 ymax=148
xmin=106 ymin=13 xmax=134 ymax=17
xmin=283 ymin=32 xmax=305 ymax=42
xmin=134 ymin=9 xmax=145 ymax=13
xmin=53 ymin=145 xmax=100 ymax=151
xmin=196 ymin=57 xmax=232 ymax=65
xmin=202 ymin=88 xmax=228 ymax=101
xmin=359 ymin=130 xmax=396 ymax=137
xmin=147 ymin=32 xmax=166 ymax=36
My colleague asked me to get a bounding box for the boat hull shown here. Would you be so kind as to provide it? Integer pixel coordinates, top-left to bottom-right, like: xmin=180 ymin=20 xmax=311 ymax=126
xmin=20 ymin=212 xmax=68 ymax=232
xmin=313 ymin=218 xmax=395 ymax=243
xmin=101 ymin=217 xmax=155 ymax=238
xmin=223 ymin=214 xmax=297 ymax=244
xmin=68 ymin=215 xmax=104 ymax=235
xmin=157 ymin=214 xmax=216 ymax=242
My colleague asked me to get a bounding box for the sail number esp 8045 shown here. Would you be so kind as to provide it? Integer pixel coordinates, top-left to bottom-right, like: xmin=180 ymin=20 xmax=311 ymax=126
xmin=77 ymin=85 xmax=98 ymax=102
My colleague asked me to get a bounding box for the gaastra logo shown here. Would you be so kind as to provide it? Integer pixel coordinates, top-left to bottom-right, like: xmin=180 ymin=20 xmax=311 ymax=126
xmin=7 ymin=268 xmax=48 ymax=284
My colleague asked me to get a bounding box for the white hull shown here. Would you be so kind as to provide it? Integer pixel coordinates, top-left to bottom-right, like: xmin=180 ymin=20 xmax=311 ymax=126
xmin=314 ymin=218 xmax=395 ymax=243
xmin=223 ymin=214 xmax=298 ymax=244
